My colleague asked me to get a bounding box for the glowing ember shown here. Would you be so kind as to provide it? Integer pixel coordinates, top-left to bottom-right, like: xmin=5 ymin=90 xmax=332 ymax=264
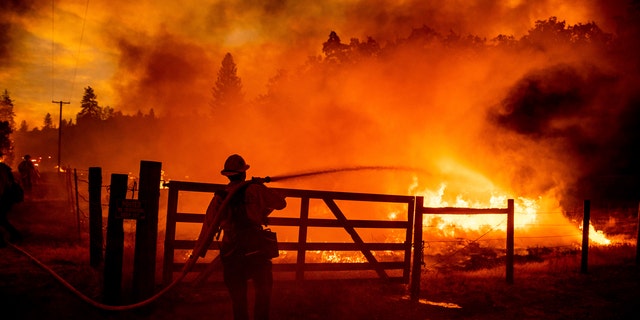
xmin=418 ymin=299 xmax=462 ymax=309
xmin=316 ymin=250 xmax=367 ymax=263
xmin=584 ymin=223 xmax=611 ymax=246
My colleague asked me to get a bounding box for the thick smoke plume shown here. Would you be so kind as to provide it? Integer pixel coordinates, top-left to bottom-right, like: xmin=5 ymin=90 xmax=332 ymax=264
xmin=2 ymin=0 xmax=639 ymax=213
xmin=490 ymin=63 xmax=640 ymax=207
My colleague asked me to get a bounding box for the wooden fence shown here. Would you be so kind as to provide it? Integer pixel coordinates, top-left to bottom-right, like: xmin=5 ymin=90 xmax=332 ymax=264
xmin=410 ymin=197 xmax=514 ymax=300
xmin=162 ymin=181 xmax=416 ymax=285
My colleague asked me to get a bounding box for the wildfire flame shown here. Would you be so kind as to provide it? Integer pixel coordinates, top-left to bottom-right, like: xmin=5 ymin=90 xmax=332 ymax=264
xmin=268 ymin=159 xmax=616 ymax=266
xmin=583 ymin=224 xmax=611 ymax=246
xmin=409 ymin=169 xmax=613 ymax=247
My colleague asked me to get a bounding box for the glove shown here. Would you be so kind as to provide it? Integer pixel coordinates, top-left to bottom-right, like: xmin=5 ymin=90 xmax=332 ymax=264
xmin=251 ymin=176 xmax=271 ymax=184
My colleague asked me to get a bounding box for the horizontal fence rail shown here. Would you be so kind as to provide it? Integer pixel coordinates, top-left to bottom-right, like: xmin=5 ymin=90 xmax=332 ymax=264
xmin=162 ymin=181 xmax=416 ymax=285
xmin=410 ymin=197 xmax=514 ymax=300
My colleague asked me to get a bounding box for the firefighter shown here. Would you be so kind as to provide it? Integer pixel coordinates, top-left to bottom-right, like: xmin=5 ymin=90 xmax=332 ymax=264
xmin=18 ymin=154 xmax=39 ymax=195
xmin=203 ymin=154 xmax=286 ymax=320
xmin=1 ymin=152 xmax=23 ymax=247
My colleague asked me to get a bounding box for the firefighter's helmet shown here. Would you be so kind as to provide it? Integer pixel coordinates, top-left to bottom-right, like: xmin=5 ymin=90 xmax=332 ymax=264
xmin=221 ymin=154 xmax=250 ymax=176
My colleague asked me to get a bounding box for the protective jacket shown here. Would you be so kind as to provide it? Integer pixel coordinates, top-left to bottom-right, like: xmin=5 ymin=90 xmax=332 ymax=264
xmin=197 ymin=180 xmax=286 ymax=258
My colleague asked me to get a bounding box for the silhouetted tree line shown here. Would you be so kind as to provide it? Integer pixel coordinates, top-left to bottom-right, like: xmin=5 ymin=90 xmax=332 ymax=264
xmin=260 ymin=16 xmax=617 ymax=101
xmin=1 ymin=16 xmax=628 ymax=171
xmin=316 ymin=16 xmax=613 ymax=65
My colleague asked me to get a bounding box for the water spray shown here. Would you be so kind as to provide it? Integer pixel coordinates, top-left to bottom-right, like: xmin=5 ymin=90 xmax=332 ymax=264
xmin=260 ymin=165 xmax=422 ymax=183
xmin=12 ymin=165 xmax=422 ymax=311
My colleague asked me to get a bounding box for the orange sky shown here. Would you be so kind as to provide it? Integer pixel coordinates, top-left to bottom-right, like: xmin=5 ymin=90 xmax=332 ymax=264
xmin=2 ymin=0 xmax=638 ymax=213
xmin=0 ymin=0 xmax=626 ymax=127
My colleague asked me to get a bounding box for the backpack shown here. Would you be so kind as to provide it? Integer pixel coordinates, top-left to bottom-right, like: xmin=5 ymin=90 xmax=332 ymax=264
xmin=217 ymin=185 xmax=252 ymax=230
xmin=217 ymin=183 xmax=279 ymax=258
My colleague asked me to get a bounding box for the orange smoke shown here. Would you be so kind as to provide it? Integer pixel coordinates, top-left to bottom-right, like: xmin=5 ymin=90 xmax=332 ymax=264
xmin=2 ymin=1 xmax=638 ymax=250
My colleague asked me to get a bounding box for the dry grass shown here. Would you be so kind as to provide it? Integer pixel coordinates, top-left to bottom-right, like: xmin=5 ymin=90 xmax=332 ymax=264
xmin=4 ymin=238 xmax=638 ymax=319
xmin=3 ymin=192 xmax=640 ymax=319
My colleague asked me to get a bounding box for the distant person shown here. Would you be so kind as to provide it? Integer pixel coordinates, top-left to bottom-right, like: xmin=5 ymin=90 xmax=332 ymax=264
xmin=199 ymin=154 xmax=286 ymax=320
xmin=1 ymin=153 xmax=23 ymax=247
xmin=18 ymin=154 xmax=39 ymax=195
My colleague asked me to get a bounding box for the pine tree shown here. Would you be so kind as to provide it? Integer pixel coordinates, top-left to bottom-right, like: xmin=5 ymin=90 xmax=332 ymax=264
xmin=0 ymin=89 xmax=16 ymax=131
xmin=18 ymin=120 xmax=28 ymax=133
xmin=0 ymin=121 xmax=11 ymax=158
xmin=212 ymin=53 xmax=244 ymax=112
xmin=102 ymin=105 xmax=114 ymax=120
xmin=77 ymin=86 xmax=102 ymax=123
xmin=44 ymin=113 xmax=54 ymax=129
xmin=322 ymin=31 xmax=349 ymax=63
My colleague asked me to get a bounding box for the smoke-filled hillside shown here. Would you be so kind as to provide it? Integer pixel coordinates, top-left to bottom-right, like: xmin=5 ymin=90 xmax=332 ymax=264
xmin=5 ymin=1 xmax=640 ymax=213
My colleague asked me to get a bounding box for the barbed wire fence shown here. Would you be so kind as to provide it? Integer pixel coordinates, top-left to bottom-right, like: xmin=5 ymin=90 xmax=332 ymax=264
xmin=68 ymin=168 xmax=140 ymax=249
xmin=420 ymin=208 xmax=639 ymax=274
xmin=67 ymin=168 xmax=639 ymax=273
xmin=14 ymin=169 xmax=640 ymax=308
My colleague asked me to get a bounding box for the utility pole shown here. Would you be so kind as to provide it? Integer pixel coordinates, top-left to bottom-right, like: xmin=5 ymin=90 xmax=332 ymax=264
xmin=52 ymin=100 xmax=70 ymax=172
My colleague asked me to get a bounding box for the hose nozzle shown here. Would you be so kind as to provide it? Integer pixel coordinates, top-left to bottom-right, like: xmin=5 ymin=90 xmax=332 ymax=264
xmin=251 ymin=176 xmax=272 ymax=184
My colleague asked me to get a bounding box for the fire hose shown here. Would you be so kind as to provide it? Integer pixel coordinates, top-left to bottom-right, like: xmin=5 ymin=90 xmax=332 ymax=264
xmin=9 ymin=165 xmax=416 ymax=311
xmin=8 ymin=177 xmax=257 ymax=311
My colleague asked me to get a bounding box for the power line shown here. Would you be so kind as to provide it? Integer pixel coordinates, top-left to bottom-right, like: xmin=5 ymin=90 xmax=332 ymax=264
xmin=51 ymin=0 xmax=90 ymax=106
xmin=50 ymin=0 xmax=90 ymax=170
xmin=67 ymin=0 xmax=90 ymax=100
xmin=51 ymin=0 xmax=55 ymax=102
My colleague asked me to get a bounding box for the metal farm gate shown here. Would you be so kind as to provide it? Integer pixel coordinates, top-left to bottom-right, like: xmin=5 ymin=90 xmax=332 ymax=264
xmin=162 ymin=181 xmax=416 ymax=285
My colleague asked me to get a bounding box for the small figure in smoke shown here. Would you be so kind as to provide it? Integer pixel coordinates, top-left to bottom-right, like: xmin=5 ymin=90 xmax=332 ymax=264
xmin=18 ymin=154 xmax=39 ymax=196
xmin=0 ymin=152 xmax=23 ymax=247
xmin=200 ymin=154 xmax=286 ymax=320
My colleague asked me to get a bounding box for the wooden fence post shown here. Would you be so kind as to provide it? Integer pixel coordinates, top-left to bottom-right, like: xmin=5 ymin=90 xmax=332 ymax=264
xmin=636 ymin=201 xmax=639 ymax=266
xmin=88 ymin=167 xmax=103 ymax=268
xmin=162 ymin=183 xmax=179 ymax=285
xmin=103 ymin=173 xmax=128 ymax=304
xmin=581 ymin=200 xmax=591 ymax=274
xmin=295 ymin=197 xmax=310 ymax=282
xmin=506 ymin=199 xmax=514 ymax=284
xmin=74 ymin=169 xmax=81 ymax=240
xmin=133 ymin=161 xmax=162 ymax=302
xmin=403 ymin=197 xmax=416 ymax=283
xmin=410 ymin=196 xmax=424 ymax=301
xmin=636 ymin=202 xmax=640 ymax=266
